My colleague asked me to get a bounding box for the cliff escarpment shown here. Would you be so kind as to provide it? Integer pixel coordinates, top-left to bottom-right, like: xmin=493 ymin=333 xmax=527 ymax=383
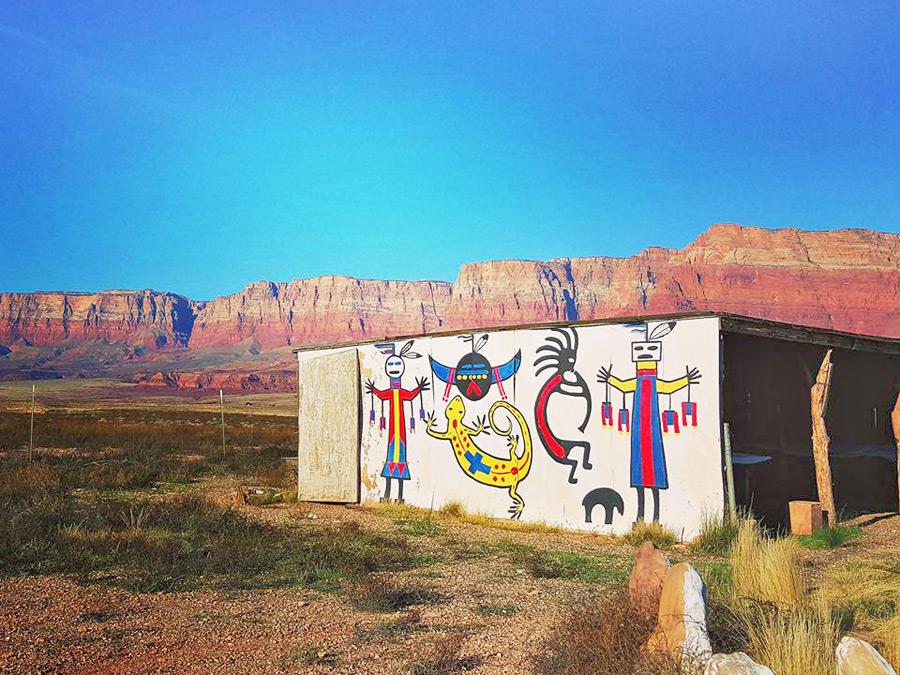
xmin=0 ymin=290 xmax=200 ymax=348
xmin=2 ymin=224 xmax=899 ymax=388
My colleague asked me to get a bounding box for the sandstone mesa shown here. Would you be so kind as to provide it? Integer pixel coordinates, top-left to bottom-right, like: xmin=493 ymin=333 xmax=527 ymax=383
xmin=2 ymin=224 xmax=899 ymax=389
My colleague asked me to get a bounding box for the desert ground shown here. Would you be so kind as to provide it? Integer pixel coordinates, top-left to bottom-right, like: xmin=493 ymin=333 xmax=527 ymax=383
xmin=1 ymin=381 xmax=898 ymax=675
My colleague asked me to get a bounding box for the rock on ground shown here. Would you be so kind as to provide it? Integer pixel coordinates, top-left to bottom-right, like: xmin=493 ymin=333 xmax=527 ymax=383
xmin=704 ymin=652 xmax=775 ymax=674
xmin=645 ymin=562 xmax=712 ymax=668
xmin=836 ymin=636 xmax=898 ymax=675
xmin=629 ymin=540 xmax=670 ymax=618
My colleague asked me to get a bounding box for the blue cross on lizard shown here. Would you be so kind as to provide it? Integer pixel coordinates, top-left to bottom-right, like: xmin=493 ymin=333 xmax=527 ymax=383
xmin=464 ymin=450 xmax=491 ymax=476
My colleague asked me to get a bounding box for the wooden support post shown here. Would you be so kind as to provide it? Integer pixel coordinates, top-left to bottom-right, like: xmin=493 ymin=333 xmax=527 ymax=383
xmin=811 ymin=349 xmax=836 ymax=525
xmin=890 ymin=391 xmax=900 ymax=514
xmin=29 ymin=384 xmax=35 ymax=465
xmin=220 ymin=389 xmax=226 ymax=459
xmin=723 ymin=422 xmax=737 ymax=521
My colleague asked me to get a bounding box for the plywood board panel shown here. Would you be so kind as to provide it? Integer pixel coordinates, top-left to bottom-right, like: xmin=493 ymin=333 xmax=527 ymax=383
xmin=298 ymin=348 xmax=360 ymax=502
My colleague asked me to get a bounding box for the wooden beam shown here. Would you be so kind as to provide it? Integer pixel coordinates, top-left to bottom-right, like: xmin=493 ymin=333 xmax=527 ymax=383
xmin=723 ymin=422 xmax=737 ymax=521
xmin=811 ymin=349 xmax=837 ymax=524
xmin=891 ymin=391 xmax=900 ymax=514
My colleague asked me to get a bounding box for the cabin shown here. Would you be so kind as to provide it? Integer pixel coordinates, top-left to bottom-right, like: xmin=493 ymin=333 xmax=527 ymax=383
xmin=294 ymin=312 xmax=900 ymax=538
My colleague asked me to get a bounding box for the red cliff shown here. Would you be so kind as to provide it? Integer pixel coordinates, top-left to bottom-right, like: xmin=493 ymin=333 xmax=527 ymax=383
xmin=0 ymin=290 xmax=200 ymax=348
xmin=189 ymin=278 xmax=452 ymax=349
xmin=2 ymin=225 xmax=899 ymax=386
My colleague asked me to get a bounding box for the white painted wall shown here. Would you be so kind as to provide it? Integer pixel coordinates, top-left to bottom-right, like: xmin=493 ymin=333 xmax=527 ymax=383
xmin=299 ymin=316 xmax=723 ymax=538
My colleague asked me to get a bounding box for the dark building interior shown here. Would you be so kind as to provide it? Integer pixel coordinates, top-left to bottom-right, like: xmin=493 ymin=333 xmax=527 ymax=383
xmin=722 ymin=329 xmax=900 ymax=528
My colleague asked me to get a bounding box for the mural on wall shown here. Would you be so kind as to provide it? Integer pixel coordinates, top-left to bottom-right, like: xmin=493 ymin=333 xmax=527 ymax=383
xmin=426 ymin=395 xmax=532 ymax=519
xmin=322 ymin=315 xmax=721 ymax=537
xmin=595 ymin=322 xmax=701 ymax=523
xmin=430 ymin=334 xmax=521 ymax=402
xmin=533 ymin=327 xmax=593 ymax=484
xmin=365 ymin=341 xmax=430 ymax=503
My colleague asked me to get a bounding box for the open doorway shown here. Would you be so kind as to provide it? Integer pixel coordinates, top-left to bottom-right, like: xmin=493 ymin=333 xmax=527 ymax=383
xmin=723 ymin=332 xmax=899 ymax=528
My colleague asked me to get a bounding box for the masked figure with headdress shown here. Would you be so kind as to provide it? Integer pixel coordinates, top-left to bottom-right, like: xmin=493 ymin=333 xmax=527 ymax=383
xmin=597 ymin=322 xmax=701 ymax=523
xmin=365 ymin=341 xmax=430 ymax=503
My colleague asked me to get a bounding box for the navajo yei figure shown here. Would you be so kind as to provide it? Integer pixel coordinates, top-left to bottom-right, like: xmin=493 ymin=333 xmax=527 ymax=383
xmin=365 ymin=341 xmax=430 ymax=503
xmin=596 ymin=322 xmax=700 ymax=524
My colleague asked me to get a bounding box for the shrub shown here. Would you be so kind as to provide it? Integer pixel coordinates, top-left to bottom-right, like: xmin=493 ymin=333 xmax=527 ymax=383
xmin=622 ymin=521 xmax=679 ymax=549
xmin=438 ymin=501 xmax=464 ymax=518
xmin=737 ymin=604 xmax=839 ymax=675
xmin=730 ymin=519 xmax=805 ymax=607
xmin=533 ymin=589 xmax=681 ymax=675
xmin=693 ymin=511 xmax=741 ymax=555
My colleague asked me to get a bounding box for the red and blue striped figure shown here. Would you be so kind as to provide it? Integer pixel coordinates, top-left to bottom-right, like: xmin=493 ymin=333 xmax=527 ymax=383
xmin=597 ymin=322 xmax=701 ymax=523
xmin=365 ymin=341 xmax=430 ymax=504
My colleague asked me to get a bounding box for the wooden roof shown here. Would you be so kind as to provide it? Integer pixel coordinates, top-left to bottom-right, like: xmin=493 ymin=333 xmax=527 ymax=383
xmin=292 ymin=311 xmax=900 ymax=356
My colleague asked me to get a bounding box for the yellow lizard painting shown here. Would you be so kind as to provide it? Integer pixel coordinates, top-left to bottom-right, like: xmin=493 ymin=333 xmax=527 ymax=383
xmin=426 ymin=395 xmax=532 ymax=519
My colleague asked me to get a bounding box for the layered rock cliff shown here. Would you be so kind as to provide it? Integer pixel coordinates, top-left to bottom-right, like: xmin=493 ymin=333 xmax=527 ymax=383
xmin=188 ymin=224 xmax=896 ymax=343
xmin=2 ymin=225 xmax=899 ymax=386
xmin=0 ymin=290 xmax=200 ymax=348
xmin=189 ymin=278 xmax=452 ymax=348
xmin=443 ymin=224 xmax=900 ymax=337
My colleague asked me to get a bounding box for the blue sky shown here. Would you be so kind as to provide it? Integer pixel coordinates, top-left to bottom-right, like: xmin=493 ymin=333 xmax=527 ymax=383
xmin=1 ymin=2 xmax=898 ymax=299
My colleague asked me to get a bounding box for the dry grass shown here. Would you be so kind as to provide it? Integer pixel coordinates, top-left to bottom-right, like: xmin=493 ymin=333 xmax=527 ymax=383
xmin=621 ymin=521 xmax=679 ymax=549
xmin=0 ymin=409 xmax=423 ymax=593
xmin=723 ymin=519 xmax=838 ymax=672
xmin=374 ymin=500 xmax=564 ymax=534
xmin=438 ymin=501 xmax=464 ymax=518
xmin=873 ymin=615 xmax=900 ymax=669
xmin=448 ymin=510 xmax=563 ymax=534
xmin=692 ymin=510 xmax=741 ymax=555
xmin=817 ymin=550 xmax=900 ymax=617
xmin=534 ymin=589 xmax=682 ymax=675
xmin=738 ymin=604 xmax=839 ymax=675
xmin=817 ymin=550 xmax=900 ymax=670
xmin=721 ymin=519 xmax=897 ymax=672
xmin=0 ymin=408 xmax=296 ymax=456
xmin=730 ymin=519 xmax=805 ymax=607
xmin=407 ymin=631 xmax=481 ymax=674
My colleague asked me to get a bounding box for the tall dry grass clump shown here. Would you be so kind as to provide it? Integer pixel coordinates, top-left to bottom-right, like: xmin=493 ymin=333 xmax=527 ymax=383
xmin=874 ymin=615 xmax=900 ymax=670
xmin=723 ymin=518 xmax=844 ymax=674
xmin=437 ymin=501 xmax=464 ymax=518
xmin=818 ymin=551 xmax=900 ymax=671
xmin=741 ymin=606 xmax=839 ymax=675
xmin=745 ymin=606 xmax=840 ymax=675
xmin=730 ymin=518 xmax=805 ymax=606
